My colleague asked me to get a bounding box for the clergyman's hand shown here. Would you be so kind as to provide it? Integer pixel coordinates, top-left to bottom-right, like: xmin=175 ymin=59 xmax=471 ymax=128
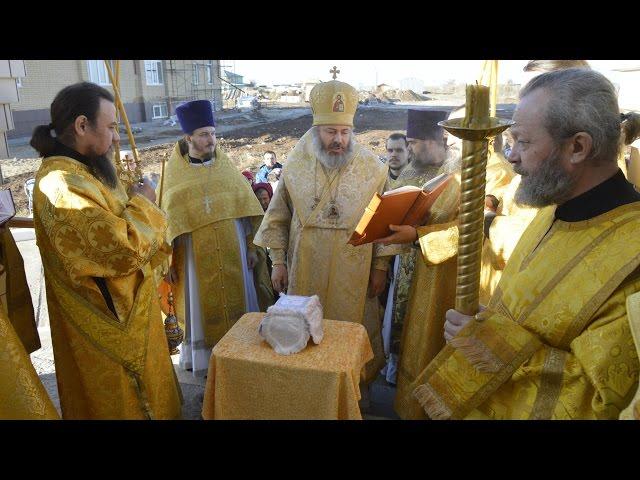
xmin=247 ymin=250 xmax=258 ymax=269
xmin=368 ymin=268 xmax=387 ymax=298
xmin=129 ymin=177 xmax=156 ymax=203
xmin=271 ymin=264 xmax=288 ymax=293
xmin=444 ymin=305 xmax=486 ymax=343
xmin=372 ymin=224 xmax=418 ymax=246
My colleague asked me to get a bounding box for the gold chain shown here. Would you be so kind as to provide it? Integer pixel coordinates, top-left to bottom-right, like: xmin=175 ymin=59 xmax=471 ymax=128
xmin=313 ymin=160 xmax=347 ymax=207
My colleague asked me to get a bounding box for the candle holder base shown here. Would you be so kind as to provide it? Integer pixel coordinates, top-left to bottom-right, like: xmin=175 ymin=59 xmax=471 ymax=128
xmin=438 ymin=117 xmax=514 ymax=141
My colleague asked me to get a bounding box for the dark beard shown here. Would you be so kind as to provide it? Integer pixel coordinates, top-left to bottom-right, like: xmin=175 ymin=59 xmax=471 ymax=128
xmin=200 ymin=150 xmax=215 ymax=161
xmin=86 ymin=151 xmax=118 ymax=189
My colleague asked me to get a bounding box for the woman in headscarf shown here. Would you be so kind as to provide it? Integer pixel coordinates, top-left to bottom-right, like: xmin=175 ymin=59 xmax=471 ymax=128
xmin=252 ymin=182 xmax=273 ymax=212
xmin=251 ymin=182 xmax=276 ymax=308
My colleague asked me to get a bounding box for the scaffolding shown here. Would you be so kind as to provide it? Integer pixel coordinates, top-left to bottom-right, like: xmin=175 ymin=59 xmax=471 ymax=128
xmin=219 ymin=60 xmax=248 ymax=110
xmin=161 ymin=60 xmax=246 ymax=115
xmin=163 ymin=60 xmax=221 ymax=115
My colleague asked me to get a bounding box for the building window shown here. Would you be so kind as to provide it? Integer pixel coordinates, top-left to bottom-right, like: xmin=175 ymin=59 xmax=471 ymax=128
xmin=87 ymin=60 xmax=111 ymax=85
xmin=193 ymin=63 xmax=199 ymax=86
xmin=206 ymin=62 xmax=213 ymax=85
xmin=145 ymin=60 xmax=163 ymax=85
xmin=152 ymin=103 xmax=168 ymax=119
xmin=16 ymin=77 xmax=22 ymax=88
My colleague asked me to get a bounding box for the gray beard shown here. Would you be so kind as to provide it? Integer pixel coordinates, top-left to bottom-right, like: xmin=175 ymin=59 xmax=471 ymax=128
xmin=311 ymin=128 xmax=355 ymax=170
xmin=440 ymin=148 xmax=461 ymax=174
xmin=514 ymin=148 xmax=576 ymax=207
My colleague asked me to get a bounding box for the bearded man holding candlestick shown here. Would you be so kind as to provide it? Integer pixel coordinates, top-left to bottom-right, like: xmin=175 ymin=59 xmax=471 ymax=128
xmin=414 ymin=69 xmax=640 ymax=420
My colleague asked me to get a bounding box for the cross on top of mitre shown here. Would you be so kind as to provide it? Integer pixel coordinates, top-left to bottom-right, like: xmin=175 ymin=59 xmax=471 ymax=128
xmin=330 ymin=66 xmax=340 ymax=79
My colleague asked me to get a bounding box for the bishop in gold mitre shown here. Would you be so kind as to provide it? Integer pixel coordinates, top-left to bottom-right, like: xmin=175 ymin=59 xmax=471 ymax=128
xmin=158 ymin=99 xmax=269 ymax=378
xmin=254 ymin=69 xmax=391 ymax=383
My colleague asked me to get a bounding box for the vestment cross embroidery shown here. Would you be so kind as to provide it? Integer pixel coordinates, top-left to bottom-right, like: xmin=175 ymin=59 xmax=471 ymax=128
xmin=204 ymin=195 xmax=213 ymax=214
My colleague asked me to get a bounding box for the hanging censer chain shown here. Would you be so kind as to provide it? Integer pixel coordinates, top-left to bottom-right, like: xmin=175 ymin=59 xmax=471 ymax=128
xmin=312 ymin=159 xmax=322 ymax=210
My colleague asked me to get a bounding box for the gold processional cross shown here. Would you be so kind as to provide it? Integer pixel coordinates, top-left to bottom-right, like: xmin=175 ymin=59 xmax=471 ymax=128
xmin=330 ymin=66 xmax=340 ymax=79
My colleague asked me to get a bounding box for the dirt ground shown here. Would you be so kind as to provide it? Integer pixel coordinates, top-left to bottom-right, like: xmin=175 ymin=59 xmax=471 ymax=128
xmin=5 ymin=97 xmax=521 ymax=217
xmin=135 ymin=105 xmax=420 ymax=178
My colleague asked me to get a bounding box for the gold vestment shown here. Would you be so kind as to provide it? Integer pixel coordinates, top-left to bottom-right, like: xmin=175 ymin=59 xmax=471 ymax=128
xmin=34 ymin=156 xmax=182 ymax=419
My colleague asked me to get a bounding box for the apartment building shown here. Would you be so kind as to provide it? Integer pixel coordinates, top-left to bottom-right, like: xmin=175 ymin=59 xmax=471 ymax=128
xmin=9 ymin=60 xmax=223 ymax=139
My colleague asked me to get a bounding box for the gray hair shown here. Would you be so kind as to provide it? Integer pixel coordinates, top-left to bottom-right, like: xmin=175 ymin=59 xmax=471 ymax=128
xmin=519 ymin=68 xmax=621 ymax=164
xmin=523 ymin=59 xmax=591 ymax=73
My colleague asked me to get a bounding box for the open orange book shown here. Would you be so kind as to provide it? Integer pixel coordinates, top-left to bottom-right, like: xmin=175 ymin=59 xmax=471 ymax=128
xmin=348 ymin=172 xmax=452 ymax=246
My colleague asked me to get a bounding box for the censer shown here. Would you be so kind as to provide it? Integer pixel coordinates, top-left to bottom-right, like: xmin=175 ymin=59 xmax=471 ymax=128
xmin=161 ymin=286 xmax=184 ymax=355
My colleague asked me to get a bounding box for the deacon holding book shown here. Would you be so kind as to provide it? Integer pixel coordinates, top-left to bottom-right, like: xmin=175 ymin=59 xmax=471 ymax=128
xmin=254 ymin=71 xmax=391 ymax=383
xmin=379 ymin=110 xmax=453 ymax=385
xmin=158 ymin=100 xmax=269 ymax=378
xmin=373 ymin=109 xmax=462 ymax=418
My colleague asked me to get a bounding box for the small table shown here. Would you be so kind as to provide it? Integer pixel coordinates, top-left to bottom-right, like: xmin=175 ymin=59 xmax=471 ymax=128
xmin=202 ymin=312 xmax=373 ymax=420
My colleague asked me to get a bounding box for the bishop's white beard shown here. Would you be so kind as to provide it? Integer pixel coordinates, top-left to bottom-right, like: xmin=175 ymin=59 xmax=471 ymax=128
xmin=311 ymin=126 xmax=355 ymax=170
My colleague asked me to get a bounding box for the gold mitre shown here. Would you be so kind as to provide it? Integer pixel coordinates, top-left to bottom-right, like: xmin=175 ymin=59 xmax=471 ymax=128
xmin=310 ymin=73 xmax=358 ymax=127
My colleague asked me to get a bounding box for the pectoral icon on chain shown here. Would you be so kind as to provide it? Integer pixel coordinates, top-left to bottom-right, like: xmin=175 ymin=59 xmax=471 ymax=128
xmin=324 ymin=201 xmax=340 ymax=221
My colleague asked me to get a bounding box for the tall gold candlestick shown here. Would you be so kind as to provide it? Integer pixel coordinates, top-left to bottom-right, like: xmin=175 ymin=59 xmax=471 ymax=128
xmin=439 ymin=85 xmax=514 ymax=316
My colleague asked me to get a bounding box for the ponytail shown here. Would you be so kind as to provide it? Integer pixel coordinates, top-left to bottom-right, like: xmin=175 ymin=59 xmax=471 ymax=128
xmin=29 ymin=123 xmax=57 ymax=158
xmin=29 ymin=82 xmax=114 ymax=158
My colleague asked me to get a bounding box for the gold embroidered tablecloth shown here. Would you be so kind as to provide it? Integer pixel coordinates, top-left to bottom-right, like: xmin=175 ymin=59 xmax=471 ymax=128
xmin=202 ymin=312 xmax=373 ymax=420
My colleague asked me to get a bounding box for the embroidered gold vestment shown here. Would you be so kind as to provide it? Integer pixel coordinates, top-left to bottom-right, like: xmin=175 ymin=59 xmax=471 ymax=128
xmin=34 ymin=156 xmax=182 ymax=419
xmin=620 ymin=291 xmax=640 ymax=419
xmin=388 ymin=153 xmax=510 ymax=418
xmin=392 ymin=172 xmax=461 ymax=419
xmin=0 ymin=227 xmax=40 ymax=353
xmin=253 ymin=129 xmax=390 ymax=381
xmin=479 ymin=175 xmax=540 ymax=304
xmin=415 ymin=203 xmax=640 ymax=419
xmin=159 ymin=143 xmax=266 ymax=347
xmin=0 ymin=290 xmax=59 ymax=419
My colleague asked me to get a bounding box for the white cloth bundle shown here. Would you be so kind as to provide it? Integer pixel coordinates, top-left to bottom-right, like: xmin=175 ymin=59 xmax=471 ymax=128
xmin=259 ymin=294 xmax=324 ymax=355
